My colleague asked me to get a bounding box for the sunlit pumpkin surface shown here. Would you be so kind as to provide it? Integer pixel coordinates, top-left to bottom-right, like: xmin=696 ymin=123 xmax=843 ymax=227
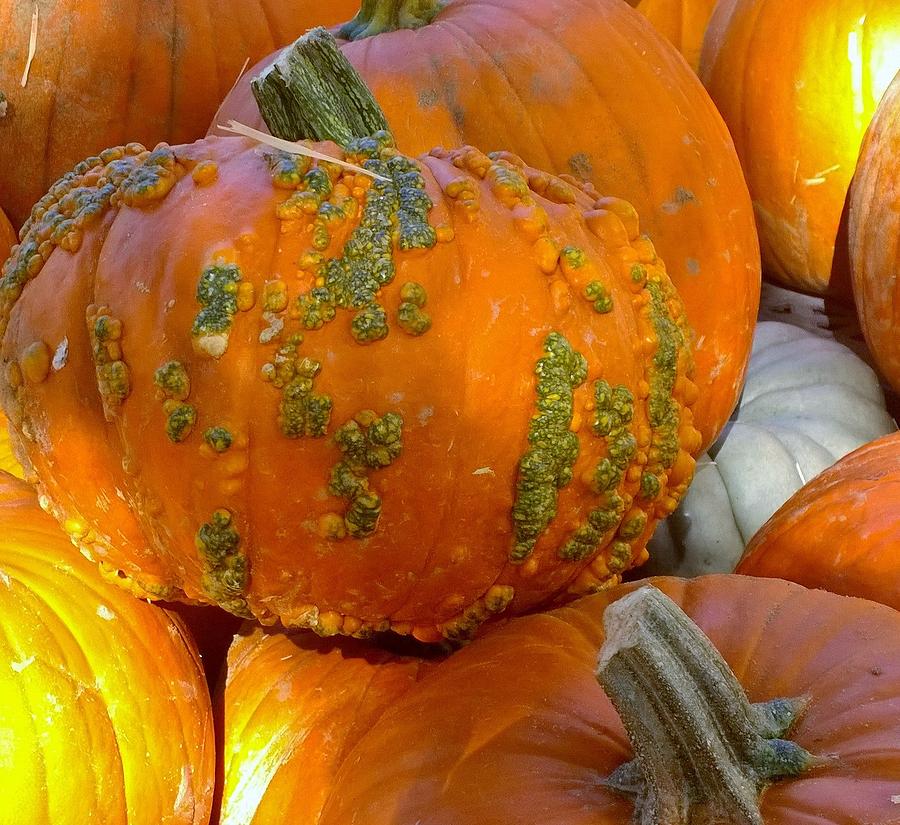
xmin=700 ymin=0 xmax=900 ymax=294
xmin=0 ymin=472 xmax=214 ymax=824
xmin=0 ymin=134 xmax=701 ymax=642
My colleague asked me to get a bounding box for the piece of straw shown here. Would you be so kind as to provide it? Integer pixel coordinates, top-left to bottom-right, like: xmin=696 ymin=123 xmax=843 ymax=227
xmin=217 ymin=119 xmax=389 ymax=182
xmin=21 ymin=5 xmax=39 ymax=88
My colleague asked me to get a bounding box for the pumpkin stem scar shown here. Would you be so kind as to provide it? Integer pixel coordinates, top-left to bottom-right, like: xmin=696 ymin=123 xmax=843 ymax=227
xmin=597 ymin=587 xmax=824 ymax=825
xmin=338 ymin=0 xmax=445 ymax=40
xmin=251 ymin=28 xmax=390 ymax=145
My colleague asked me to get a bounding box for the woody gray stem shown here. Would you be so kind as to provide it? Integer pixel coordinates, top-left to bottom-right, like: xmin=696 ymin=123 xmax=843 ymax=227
xmin=251 ymin=28 xmax=389 ymax=144
xmin=338 ymin=0 xmax=444 ymax=40
xmin=596 ymin=587 xmax=820 ymax=825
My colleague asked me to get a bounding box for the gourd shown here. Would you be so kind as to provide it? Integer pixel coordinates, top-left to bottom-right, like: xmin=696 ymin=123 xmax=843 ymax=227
xmin=216 ymin=574 xmax=900 ymax=824
xmin=739 ymin=431 xmax=900 ymax=611
xmin=626 ymin=0 xmax=720 ymax=72
xmin=0 ymin=0 xmax=360 ymax=227
xmin=645 ymin=320 xmax=895 ymax=576
xmin=213 ymin=0 xmax=762 ymax=450
xmin=0 ymin=471 xmax=214 ymax=824
xmin=0 ymin=32 xmax=701 ymax=642
xmin=850 ymin=70 xmax=900 ymax=393
xmin=700 ymin=0 xmax=900 ymax=294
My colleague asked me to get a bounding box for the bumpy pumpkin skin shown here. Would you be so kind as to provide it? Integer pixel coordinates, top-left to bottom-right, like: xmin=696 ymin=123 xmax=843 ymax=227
xmin=700 ymin=0 xmax=900 ymax=295
xmin=216 ymin=575 xmax=900 ymax=824
xmin=850 ymin=70 xmax=900 ymax=392
xmin=739 ymin=432 xmax=900 ymax=611
xmin=0 ymin=0 xmax=360 ymax=228
xmin=215 ymin=0 xmax=761 ymax=451
xmin=0 ymin=135 xmax=700 ymax=642
xmin=627 ymin=0 xmax=720 ymax=72
xmin=0 ymin=472 xmax=214 ymax=824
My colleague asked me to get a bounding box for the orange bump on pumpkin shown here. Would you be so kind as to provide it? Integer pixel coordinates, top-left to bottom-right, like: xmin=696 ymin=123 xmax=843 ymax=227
xmin=0 ymin=472 xmax=214 ymax=824
xmin=0 ymin=132 xmax=699 ymax=641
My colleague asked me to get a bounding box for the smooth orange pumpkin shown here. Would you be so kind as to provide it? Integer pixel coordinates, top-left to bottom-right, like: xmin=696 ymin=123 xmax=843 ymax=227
xmin=626 ymin=0 xmax=720 ymax=72
xmin=216 ymin=628 xmax=435 ymax=823
xmin=850 ymin=70 xmax=900 ymax=392
xmin=739 ymin=431 xmax=900 ymax=611
xmin=700 ymin=0 xmax=900 ymax=294
xmin=0 ymin=208 xmax=14 ymax=255
xmin=214 ymin=0 xmax=762 ymax=451
xmin=0 ymin=0 xmax=360 ymax=228
xmin=216 ymin=574 xmax=900 ymax=824
xmin=0 ymin=123 xmax=700 ymax=641
xmin=0 ymin=471 xmax=214 ymax=823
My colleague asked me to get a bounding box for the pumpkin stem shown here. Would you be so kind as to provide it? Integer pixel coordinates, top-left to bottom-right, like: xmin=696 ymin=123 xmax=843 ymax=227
xmin=251 ymin=27 xmax=390 ymax=144
xmin=338 ymin=0 xmax=444 ymax=40
xmin=596 ymin=586 xmax=823 ymax=825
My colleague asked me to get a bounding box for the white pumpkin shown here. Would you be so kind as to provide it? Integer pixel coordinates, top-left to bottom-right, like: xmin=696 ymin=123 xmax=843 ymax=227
xmin=645 ymin=320 xmax=897 ymax=576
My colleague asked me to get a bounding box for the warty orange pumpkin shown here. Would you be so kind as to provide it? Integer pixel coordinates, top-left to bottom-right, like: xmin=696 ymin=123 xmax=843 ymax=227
xmin=0 ymin=471 xmax=214 ymax=824
xmin=0 ymin=36 xmax=701 ymax=642
xmin=0 ymin=0 xmax=360 ymax=229
xmin=739 ymin=431 xmax=900 ymax=611
xmin=700 ymin=0 xmax=900 ymax=295
xmin=849 ymin=69 xmax=900 ymax=393
xmin=214 ymin=0 xmax=762 ymax=451
xmin=216 ymin=574 xmax=900 ymax=824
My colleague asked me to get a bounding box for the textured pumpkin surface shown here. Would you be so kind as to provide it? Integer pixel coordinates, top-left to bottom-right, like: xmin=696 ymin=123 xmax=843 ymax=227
xmin=0 ymin=135 xmax=700 ymax=641
xmin=217 ymin=628 xmax=434 ymax=824
xmin=700 ymin=0 xmax=900 ymax=294
xmin=0 ymin=472 xmax=214 ymax=824
xmin=646 ymin=320 xmax=896 ymax=576
xmin=850 ymin=70 xmax=900 ymax=393
xmin=739 ymin=432 xmax=900 ymax=611
xmin=215 ymin=0 xmax=761 ymax=451
xmin=627 ymin=0 xmax=720 ymax=72
xmin=0 ymin=0 xmax=360 ymax=228
xmin=217 ymin=575 xmax=900 ymax=824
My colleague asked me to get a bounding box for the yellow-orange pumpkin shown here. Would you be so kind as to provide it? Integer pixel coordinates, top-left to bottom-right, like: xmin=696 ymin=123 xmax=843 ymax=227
xmin=0 ymin=0 xmax=360 ymax=228
xmin=850 ymin=70 xmax=900 ymax=392
xmin=214 ymin=0 xmax=761 ymax=451
xmin=700 ymin=0 xmax=900 ymax=294
xmin=0 ymin=129 xmax=700 ymax=642
xmin=0 ymin=471 xmax=214 ymax=823
xmin=627 ymin=0 xmax=720 ymax=72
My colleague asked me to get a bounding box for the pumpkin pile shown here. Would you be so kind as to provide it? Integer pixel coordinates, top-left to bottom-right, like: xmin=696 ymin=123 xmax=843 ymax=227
xmin=2 ymin=1 xmax=900 ymax=822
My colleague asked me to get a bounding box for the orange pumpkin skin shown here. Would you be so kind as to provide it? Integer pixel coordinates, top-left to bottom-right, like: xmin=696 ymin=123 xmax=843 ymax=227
xmin=700 ymin=0 xmax=900 ymax=295
xmin=0 ymin=0 xmax=360 ymax=229
xmin=217 ymin=575 xmax=900 ymax=824
xmin=0 ymin=208 xmax=14 ymax=256
xmin=216 ymin=628 xmax=434 ymax=823
xmin=739 ymin=432 xmax=900 ymax=611
xmin=627 ymin=0 xmax=720 ymax=72
xmin=0 ymin=136 xmax=700 ymax=641
xmin=850 ymin=71 xmax=900 ymax=392
xmin=0 ymin=472 xmax=214 ymax=824
xmin=215 ymin=0 xmax=761 ymax=451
